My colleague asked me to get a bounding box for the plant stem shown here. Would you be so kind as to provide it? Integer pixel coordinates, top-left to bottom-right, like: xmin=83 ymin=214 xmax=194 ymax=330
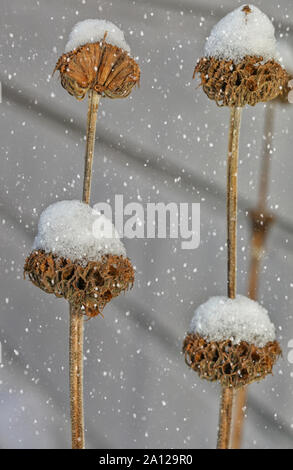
xmin=69 ymin=89 xmax=100 ymax=449
xmin=217 ymin=387 xmax=234 ymax=449
xmin=83 ymin=90 xmax=100 ymax=204
xmin=217 ymin=106 xmax=242 ymax=450
xmin=231 ymin=104 xmax=275 ymax=449
xmin=226 ymin=107 xmax=242 ymax=300
xmin=231 ymin=386 xmax=247 ymax=449
xmin=69 ymin=303 xmax=85 ymax=449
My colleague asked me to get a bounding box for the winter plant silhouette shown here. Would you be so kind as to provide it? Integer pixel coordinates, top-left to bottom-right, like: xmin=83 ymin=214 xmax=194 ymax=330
xmin=183 ymin=5 xmax=290 ymax=449
xmin=24 ymin=19 xmax=139 ymax=449
xmin=232 ymin=49 xmax=293 ymax=448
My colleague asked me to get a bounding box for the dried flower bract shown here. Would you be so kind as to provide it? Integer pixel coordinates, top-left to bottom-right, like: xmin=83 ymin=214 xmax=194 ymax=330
xmin=194 ymin=56 xmax=289 ymax=107
xmin=54 ymin=38 xmax=140 ymax=100
xmin=24 ymin=250 xmax=134 ymax=317
xmin=183 ymin=333 xmax=281 ymax=388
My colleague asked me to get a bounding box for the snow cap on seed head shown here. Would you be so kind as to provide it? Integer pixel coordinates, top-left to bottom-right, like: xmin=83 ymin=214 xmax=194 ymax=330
xmin=65 ymin=19 xmax=131 ymax=54
xmin=204 ymin=4 xmax=277 ymax=63
xmin=189 ymin=295 xmax=276 ymax=348
xmin=33 ymin=200 xmax=126 ymax=263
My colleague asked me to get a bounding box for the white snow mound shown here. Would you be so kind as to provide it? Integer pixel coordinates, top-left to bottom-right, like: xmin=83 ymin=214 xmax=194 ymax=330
xmin=204 ymin=4 xmax=277 ymax=63
xmin=33 ymin=200 xmax=126 ymax=263
xmin=189 ymin=295 xmax=276 ymax=347
xmin=65 ymin=19 xmax=130 ymax=53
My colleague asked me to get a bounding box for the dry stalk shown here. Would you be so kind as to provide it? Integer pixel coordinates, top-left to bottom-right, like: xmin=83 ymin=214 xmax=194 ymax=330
xmin=231 ymin=104 xmax=275 ymax=449
xmin=217 ymin=387 xmax=234 ymax=449
xmin=69 ymin=303 xmax=85 ymax=449
xmin=70 ymin=89 xmax=100 ymax=449
xmin=83 ymin=90 xmax=101 ymax=204
xmin=217 ymin=106 xmax=242 ymax=449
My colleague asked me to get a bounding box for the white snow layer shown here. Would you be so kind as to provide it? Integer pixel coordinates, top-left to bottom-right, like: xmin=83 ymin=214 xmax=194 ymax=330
xmin=33 ymin=200 xmax=126 ymax=263
xmin=65 ymin=19 xmax=130 ymax=53
xmin=189 ymin=295 xmax=276 ymax=347
xmin=204 ymin=4 xmax=277 ymax=63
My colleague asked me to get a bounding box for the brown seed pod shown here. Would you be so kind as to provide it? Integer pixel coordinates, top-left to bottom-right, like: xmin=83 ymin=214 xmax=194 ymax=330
xmin=183 ymin=333 xmax=281 ymax=388
xmin=54 ymin=36 xmax=140 ymax=101
xmin=194 ymin=55 xmax=290 ymax=107
xmin=24 ymin=250 xmax=135 ymax=317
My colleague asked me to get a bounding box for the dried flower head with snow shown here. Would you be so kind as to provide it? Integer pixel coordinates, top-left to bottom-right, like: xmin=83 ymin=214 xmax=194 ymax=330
xmin=183 ymin=295 xmax=281 ymax=388
xmin=194 ymin=5 xmax=289 ymax=107
xmin=24 ymin=201 xmax=134 ymax=317
xmin=54 ymin=19 xmax=140 ymax=100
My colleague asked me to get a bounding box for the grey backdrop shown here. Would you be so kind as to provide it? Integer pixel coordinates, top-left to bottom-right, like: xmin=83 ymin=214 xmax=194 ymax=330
xmin=1 ymin=0 xmax=293 ymax=449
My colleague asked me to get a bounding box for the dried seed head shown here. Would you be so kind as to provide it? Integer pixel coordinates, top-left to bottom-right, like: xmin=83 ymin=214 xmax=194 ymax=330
xmin=24 ymin=250 xmax=135 ymax=317
xmin=194 ymin=55 xmax=290 ymax=107
xmin=54 ymin=36 xmax=140 ymax=101
xmin=183 ymin=333 xmax=281 ymax=388
xmin=195 ymin=5 xmax=290 ymax=106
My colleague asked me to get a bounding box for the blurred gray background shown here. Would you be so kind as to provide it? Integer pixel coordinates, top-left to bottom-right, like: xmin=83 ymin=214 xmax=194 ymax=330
xmin=1 ymin=0 xmax=293 ymax=449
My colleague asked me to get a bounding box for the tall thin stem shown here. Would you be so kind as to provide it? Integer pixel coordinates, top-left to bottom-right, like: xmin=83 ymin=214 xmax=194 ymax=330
xmin=83 ymin=90 xmax=100 ymax=204
xmin=217 ymin=106 xmax=242 ymax=450
xmin=226 ymin=107 xmax=242 ymax=300
xmin=217 ymin=387 xmax=234 ymax=449
xmin=231 ymin=104 xmax=275 ymax=449
xmin=69 ymin=89 xmax=100 ymax=449
xmin=69 ymin=303 xmax=85 ymax=449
